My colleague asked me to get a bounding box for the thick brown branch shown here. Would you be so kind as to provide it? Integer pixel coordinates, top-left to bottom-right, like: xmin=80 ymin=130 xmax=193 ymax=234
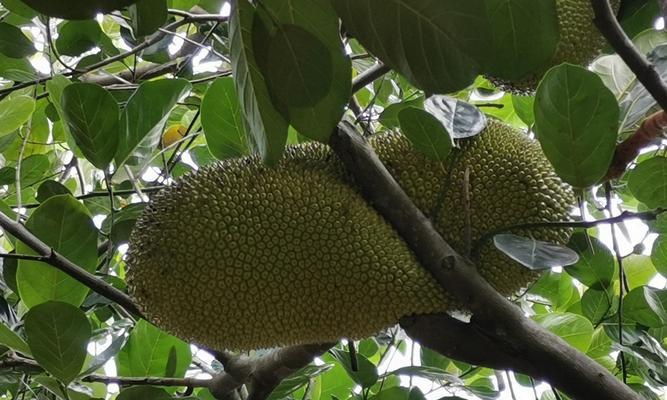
xmin=209 ymin=343 xmax=334 ymax=400
xmin=400 ymin=314 xmax=533 ymax=372
xmin=328 ymin=123 xmax=640 ymax=400
xmin=0 ymin=212 xmax=143 ymax=317
xmin=591 ymin=0 xmax=667 ymax=111
xmin=605 ymin=110 xmax=667 ymax=180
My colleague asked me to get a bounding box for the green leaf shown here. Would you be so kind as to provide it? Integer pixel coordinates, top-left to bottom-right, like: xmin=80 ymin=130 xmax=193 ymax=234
xmin=397 ymin=107 xmax=452 ymax=162
xmin=372 ymin=386 xmax=426 ymax=400
xmin=115 ymin=78 xmax=191 ymax=167
xmin=117 ymin=319 xmax=191 ymax=378
xmin=565 ymin=232 xmax=615 ymax=289
xmin=0 ymin=95 xmax=35 ymax=136
xmin=652 ymin=234 xmax=667 ymax=277
xmin=36 ymin=180 xmax=72 ymax=203
xmin=628 ymin=157 xmax=667 ymax=209
xmin=61 ymin=82 xmax=119 ymax=169
xmin=19 ymin=153 xmax=49 ymax=185
xmin=268 ymin=364 xmax=332 ymax=400
xmin=378 ymin=97 xmax=425 ymax=129
xmin=0 ymin=53 xmax=36 ymax=81
xmin=55 ymin=20 xmax=103 ymax=57
xmin=24 ymin=301 xmax=91 ymax=384
xmin=0 ymin=322 xmax=31 ymax=356
xmin=493 ymin=234 xmax=579 ymax=270
xmin=16 ymin=195 xmax=98 ymax=308
xmin=581 ymin=288 xmax=616 ymax=324
xmin=624 ymin=255 xmax=657 ymax=290
xmin=624 ymin=286 xmax=667 ymax=328
xmin=261 ymin=25 xmax=330 ymax=108
xmin=329 ymin=347 xmax=378 ymax=388
xmin=1 ymin=0 xmax=38 ymax=19
xmin=19 ymin=0 xmax=138 ymax=20
xmin=117 ymin=386 xmax=173 ymax=400
xmin=534 ymin=64 xmax=619 ymax=188
xmin=481 ymin=0 xmax=558 ymax=80
xmin=80 ymin=329 xmax=128 ymax=376
xmin=0 ymin=167 xmax=16 ymax=185
xmin=0 ymin=22 xmax=34 ymax=58
xmin=254 ymin=0 xmax=351 ymax=142
xmin=512 ymin=95 xmax=535 ymax=126
xmin=332 ymin=0 xmax=488 ymax=93
xmin=230 ymin=0 xmax=288 ymax=165
xmin=129 ymin=0 xmax=167 ymax=37
xmin=201 ymin=77 xmax=248 ymax=160
xmin=533 ymin=312 xmax=594 ymax=352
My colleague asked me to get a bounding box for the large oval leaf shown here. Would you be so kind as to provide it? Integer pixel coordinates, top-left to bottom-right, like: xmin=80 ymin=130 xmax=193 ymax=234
xmin=534 ymin=64 xmax=619 ymax=188
xmin=61 ymin=82 xmax=119 ymax=169
xmin=0 ymin=95 xmax=35 ymax=136
xmin=0 ymin=22 xmax=35 ymax=58
xmin=230 ymin=0 xmax=288 ymax=165
xmin=651 ymin=234 xmax=667 ymax=277
xmin=627 ymin=157 xmax=667 ymax=209
xmin=533 ymin=312 xmax=594 ymax=352
xmin=398 ymin=107 xmax=453 ymax=162
xmin=201 ymin=77 xmax=248 ymax=160
xmin=332 ymin=0 xmax=488 ymax=94
xmin=25 ymin=301 xmax=91 ymax=384
xmin=114 ymin=78 xmax=191 ymax=167
xmin=19 ymin=0 xmax=138 ymax=20
xmin=116 ymin=319 xmax=191 ymax=378
xmin=481 ymin=0 xmax=558 ymax=80
xmin=16 ymin=195 xmax=98 ymax=308
xmin=564 ymin=232 xmax=615 ymax=289
xmin=254 ymin=0 xmax=351 ymax=142
xmin=624 ymin=286 xmax=667 ymax=328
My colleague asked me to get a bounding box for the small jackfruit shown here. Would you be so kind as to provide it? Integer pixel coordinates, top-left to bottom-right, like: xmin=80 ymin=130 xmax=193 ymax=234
xmin=491 ymin=0 xmax=618 ymax=93
xmin=126 ymin=120 xmax=573 ymax=351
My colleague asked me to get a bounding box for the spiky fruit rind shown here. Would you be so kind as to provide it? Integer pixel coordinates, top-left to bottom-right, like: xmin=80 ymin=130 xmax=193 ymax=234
xmin=127 ymin=145 xmax=448 ymax=351
xmin=127 ymin=120 xmax=573 ymax=351
xmin=373 ymin=119 xmax=574 ymax=296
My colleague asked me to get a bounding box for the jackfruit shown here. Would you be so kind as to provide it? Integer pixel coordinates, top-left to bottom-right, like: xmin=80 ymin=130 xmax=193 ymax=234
xmin=126 ymin=119 xmax=573 ymax=351
xmin=491 ymin=0 xmax=618 ymax=93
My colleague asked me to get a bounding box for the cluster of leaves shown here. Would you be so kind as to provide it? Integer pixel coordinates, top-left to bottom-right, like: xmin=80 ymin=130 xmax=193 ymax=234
xmin=0 ymin=0 xmax=665 ymax=399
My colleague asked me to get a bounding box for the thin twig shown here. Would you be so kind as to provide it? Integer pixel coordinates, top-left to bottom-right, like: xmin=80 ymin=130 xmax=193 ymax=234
xmin=472 ymin=208 xmax=667 ymax=255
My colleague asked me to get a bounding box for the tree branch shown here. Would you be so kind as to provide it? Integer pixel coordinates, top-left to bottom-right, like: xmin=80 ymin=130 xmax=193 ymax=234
xmin=351 ymin=63 xmax=391 ymax=94
xmin=209 ymin=343 xmax=334 ymax=400
xmin=0 ymin=13 xmax=228 ymax=100
xmin=328 ymin=122 xmax=640 ymax=399
xmin=472 ymin=207 xmax=667 ymax=256
xmin=82 ymin=375 xmax=211 ymax=388
xmin=0 ymin=212 xmax=143 ymax=317
xmin=591 ymin=0 xmax=667 ymax=111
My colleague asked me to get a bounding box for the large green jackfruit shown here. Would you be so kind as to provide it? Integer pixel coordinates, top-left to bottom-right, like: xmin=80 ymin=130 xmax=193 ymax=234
xmin=126 ymin=119 xmax=573 ymax=351
xmin=492 ymin=0 xmax=618 ymax=93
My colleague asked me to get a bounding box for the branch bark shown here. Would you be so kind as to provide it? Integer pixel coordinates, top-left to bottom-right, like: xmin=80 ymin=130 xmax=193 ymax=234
xmin=208 ymin=343 xmax=334 ymax=400
xmin=0 ymin=212 xmax=143 ymax=317
xmin=328 ymin=123 xmax=640 ymax=400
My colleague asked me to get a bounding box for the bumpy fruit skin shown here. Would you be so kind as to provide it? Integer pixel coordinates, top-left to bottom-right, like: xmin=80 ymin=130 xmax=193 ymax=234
xmin=492 ymin=0 xmax=619 ymax=93
xmin=127 ymin=145 xmax=447 ymax=351
xmin=372 ymin=120 xmax=573 ymax=296
xmin=126 ymin=120 xmax=573 ymax=351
